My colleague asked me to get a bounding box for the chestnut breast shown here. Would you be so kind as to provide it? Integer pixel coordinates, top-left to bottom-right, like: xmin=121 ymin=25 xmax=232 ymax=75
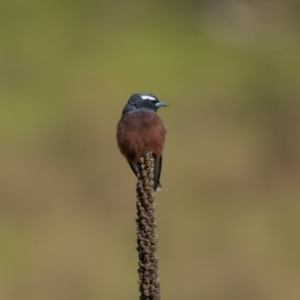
xmin=117 ymin=111 xmax=166 ymax=163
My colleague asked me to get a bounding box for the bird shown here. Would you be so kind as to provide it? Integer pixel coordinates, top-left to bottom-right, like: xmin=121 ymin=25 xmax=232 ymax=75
xmin=116 ymin=93 xmax=169 ymax=191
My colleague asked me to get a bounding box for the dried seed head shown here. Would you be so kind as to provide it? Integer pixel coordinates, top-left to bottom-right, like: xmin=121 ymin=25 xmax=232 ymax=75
xmin=136 ymin=153 xmax=160 ymax=300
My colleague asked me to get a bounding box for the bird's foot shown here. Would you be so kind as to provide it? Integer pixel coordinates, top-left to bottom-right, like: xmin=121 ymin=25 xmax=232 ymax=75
xmin=145 ymin=152 xmax=153 ymax=158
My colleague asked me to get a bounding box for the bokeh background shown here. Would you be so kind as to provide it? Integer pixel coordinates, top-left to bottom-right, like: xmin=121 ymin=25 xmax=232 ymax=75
xmin=1 ymin=1 xmax=300 ymax=299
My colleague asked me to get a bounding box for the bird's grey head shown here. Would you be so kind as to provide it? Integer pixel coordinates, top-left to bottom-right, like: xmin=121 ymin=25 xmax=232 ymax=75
xmin=122 ymin=93 xmax=169 ymax=115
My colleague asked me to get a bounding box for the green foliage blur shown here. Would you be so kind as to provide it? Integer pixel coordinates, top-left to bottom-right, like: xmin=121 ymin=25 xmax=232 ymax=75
xmin=1 ymin=1 xmax=300 ymax=299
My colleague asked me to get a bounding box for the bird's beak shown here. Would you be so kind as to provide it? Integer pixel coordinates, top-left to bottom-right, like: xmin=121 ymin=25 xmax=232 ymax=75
xmin=155 ymin=101 xmax=170 ymax=108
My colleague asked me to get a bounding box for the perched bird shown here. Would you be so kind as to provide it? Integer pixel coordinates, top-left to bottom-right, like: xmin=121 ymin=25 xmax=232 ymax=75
xmin=117 ymin=93 xmax=169 ymax=191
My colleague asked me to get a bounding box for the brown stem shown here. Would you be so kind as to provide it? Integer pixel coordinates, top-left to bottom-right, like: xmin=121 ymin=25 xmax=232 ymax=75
xmin=136 ymin=154 xmax=161 ymax=300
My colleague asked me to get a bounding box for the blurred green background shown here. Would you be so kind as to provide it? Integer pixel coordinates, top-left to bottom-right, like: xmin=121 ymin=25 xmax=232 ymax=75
xmin=1 ymin=1 xmax=300 ymax=299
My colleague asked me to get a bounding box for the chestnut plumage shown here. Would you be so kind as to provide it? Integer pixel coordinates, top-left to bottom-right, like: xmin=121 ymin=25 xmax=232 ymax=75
xmin=117 ymin=93 xmax=169 ymax=191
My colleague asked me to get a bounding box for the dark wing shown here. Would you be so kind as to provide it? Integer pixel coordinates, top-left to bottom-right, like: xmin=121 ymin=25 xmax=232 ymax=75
xmin=153 ymin=155 xmax=162 ymax=191
xmin=128 ymin=156 xmax=162 ymax=192
xmin=128 ymin=161 xmax=140 ymax=178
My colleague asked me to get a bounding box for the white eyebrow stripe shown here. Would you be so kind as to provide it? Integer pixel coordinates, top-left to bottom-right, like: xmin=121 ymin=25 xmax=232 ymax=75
xmin=141 ymin=95 xmax=156 ymax=100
